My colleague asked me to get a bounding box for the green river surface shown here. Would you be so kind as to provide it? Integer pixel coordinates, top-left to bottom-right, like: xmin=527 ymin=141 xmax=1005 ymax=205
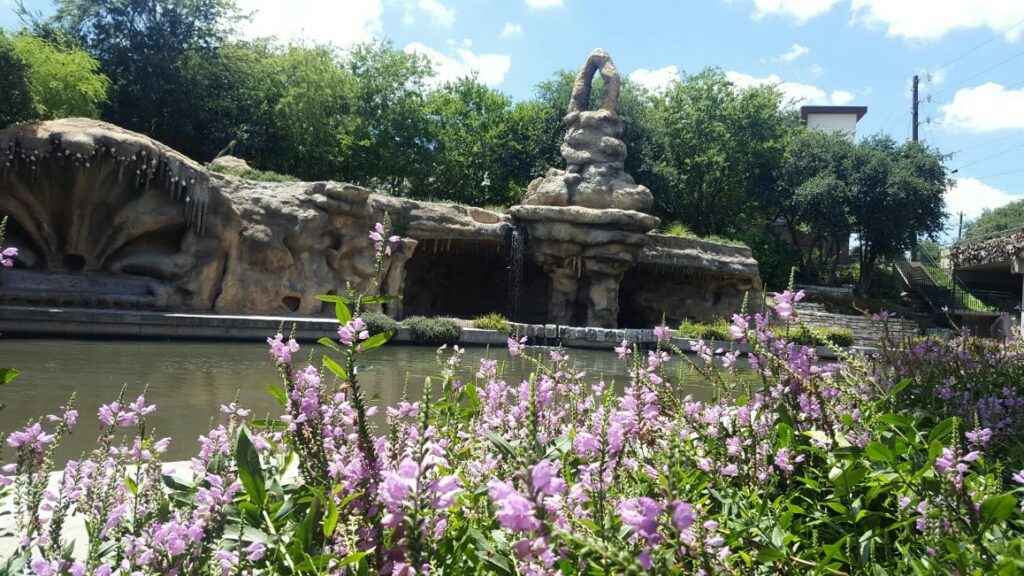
xmin=0 ymin=338 xmax=725 ymax=464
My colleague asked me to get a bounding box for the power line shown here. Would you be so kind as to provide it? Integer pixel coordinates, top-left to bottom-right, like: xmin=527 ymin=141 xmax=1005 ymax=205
xmin=949 ymin=130 xmax=1024 ymax=156
xmin=977 ymin=166 xmax=1024 ymax=179
xmin=956 ymin=142 xmax=1024 ymax=170
xmin=931 ymin=47 xmax=1024 ymax=98
xmin=931 ymin=16 xmax=1024 ymax=73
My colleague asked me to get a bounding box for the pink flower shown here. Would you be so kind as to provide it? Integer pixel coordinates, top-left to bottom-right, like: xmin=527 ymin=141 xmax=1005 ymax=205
xmin=6 ymin=422 xmax=55 ymax=452
xmin=672 ymin=501 xmax=695 ymax=531
xmin=488 ymin=480 xmax=540 ymax=532
xmin=653 ymin=324 xmax=672 ymax=343
xmin=614 ymin=339 xmax=631 ymax=360
xmin=530 ymin=459 xmax=567 ymax=496
xmin=0 ymin=246 xmax=17 ymax=267
xmin=617 ymin=497 xmax=663 ymax=543
xmin=770 ymin=290 xmax=805 ymax=321
xmin=267 ymin=333 xmax=300 ymax=364
xmin=507 ymin=335 xmax=527 ymax=357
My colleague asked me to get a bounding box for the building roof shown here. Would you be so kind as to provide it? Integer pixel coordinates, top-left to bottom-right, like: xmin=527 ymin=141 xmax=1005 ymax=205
xmin=800 ymin=105 xmax=868 ymax=122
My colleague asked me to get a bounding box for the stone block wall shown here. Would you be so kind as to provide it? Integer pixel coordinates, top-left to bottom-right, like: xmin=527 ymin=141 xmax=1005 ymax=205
xmin=794 ymin=303 xmax=920 ymax=346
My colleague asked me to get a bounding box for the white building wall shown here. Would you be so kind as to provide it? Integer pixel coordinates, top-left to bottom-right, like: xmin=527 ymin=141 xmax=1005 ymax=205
xmin=805 ymin=113 xmax=859 ymax=138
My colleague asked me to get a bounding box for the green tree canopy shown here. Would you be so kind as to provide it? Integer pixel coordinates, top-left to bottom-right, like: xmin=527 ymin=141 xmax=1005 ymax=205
xmin=420 ymin=76 xmax=517 ymax=206
xmin=9 ymin=33 xmax=108 ymax=119
xmin=20 ymin=0 xmax=243 ymax=157
xmin=0 ymin=33 xmax=34 ymax=127
xmin=345 ymin=41 xmax=435 ymax=194
xmin=655 ymin=68 xmax=795 ymax=235
xmin=962 ymin=199 xmax=1024 ymax=241
xmin=848 ymin=136 xmax=949 ymax=291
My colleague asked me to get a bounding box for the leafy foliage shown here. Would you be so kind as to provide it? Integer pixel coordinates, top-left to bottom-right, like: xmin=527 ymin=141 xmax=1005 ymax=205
xmin=471 ymin=312 xmax=510 ymax=332
xmin=0 ymin=33 xmax=35 ymax=127
xmin=7 ymin=33 xmax=108 ymax=119
xmin=962 ymin=198 xmax=1024 ymax=241
xmin=360 ymin=310 xmax=399 ymax=336
xmin=403 ymin=315 xmax=462 ymax=345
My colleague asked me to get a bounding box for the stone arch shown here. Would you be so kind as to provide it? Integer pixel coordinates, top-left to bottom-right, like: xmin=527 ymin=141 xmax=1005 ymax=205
xmin=567 ymin=48 xmax=621 ymax=116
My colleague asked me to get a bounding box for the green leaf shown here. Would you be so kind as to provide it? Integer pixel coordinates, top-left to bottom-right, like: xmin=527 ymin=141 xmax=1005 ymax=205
xmin=323 ymin=355 xmax=349 ymax=380
xmin=334 ymin=551 xmax=368 ymax=568
xmin=323 ymin=492 xmax=340 ymax=538
xmin=124 ymin=475 xmax=139 ymax=495
xmin=865 ymin=442 xmax=894 ymax=463
xmin=877 ymin=414 xmax=913 ymax=429
xmin=0 ymin=368 xmax=18 ymax=386
xmin=360 ymin=331 xmax=391 ymax=352
xmin=927 ymin=417 xmax=958 ymax=445
xmin=318 ymin=337 xmax=343 ymax=352
xmin=335 ymin=300 xmax=352 ymax=325
xmin=316 ymin=294 xmax=351 ymax=304
xmin=979 ymin=493 xmax=1017 ymax=533
xmin=757 ymin=548 xmax=786 ymax=563
xmin=267 ymin=384 xmax=288 ymax=407
xmin=888 ymin=378 xmax=911 ymax=398
xmin=358 ymin=295 xmax=400 ymax=305
xmin=484 ymin=430 xmax=518 ymax=460
xmin=235 ymin=424 xmax=266 ymax=507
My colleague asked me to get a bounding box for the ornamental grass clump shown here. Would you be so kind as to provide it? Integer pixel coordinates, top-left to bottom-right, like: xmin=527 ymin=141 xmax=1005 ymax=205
xmin=5 ymin=226 xmax=1024 ymax=574
xmin=403 ymin=316 xmax=462 ymax=346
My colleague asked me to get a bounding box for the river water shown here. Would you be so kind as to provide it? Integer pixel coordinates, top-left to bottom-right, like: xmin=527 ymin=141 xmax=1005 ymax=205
xmin=0 ymin=338 xmax=722 ymax=464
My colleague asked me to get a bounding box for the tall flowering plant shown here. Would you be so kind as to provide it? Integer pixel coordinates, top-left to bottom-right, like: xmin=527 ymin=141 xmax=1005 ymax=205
xmin=5 ymin=222 xmax=1024 ymax=574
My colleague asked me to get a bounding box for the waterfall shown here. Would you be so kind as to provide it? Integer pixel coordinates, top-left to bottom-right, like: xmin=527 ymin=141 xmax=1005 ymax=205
xmin=508 ymin=226 xmax=525 ymax=321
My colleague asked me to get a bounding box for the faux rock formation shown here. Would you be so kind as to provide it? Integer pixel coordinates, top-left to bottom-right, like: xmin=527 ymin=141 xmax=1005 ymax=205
xmin=514 ymin=49 xmax=662 ymax=328
xmin=523 ymin=49 xmax=653 ymax=212
xmin=0 ymin=109 xmax=761 ymax=327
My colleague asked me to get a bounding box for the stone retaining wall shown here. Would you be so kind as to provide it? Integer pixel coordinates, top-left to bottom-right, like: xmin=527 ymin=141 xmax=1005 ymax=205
xmin=794 ymin=302 xmax=920 ymax=346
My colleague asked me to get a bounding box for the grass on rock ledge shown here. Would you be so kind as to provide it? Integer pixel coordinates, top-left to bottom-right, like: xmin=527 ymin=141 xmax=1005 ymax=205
xmin=3 ymin=225 xmax=1024 ymax=575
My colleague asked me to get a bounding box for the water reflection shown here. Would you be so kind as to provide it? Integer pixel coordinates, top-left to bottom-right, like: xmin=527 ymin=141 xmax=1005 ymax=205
xmin=0 ymin=339 xmax=723 ymax=464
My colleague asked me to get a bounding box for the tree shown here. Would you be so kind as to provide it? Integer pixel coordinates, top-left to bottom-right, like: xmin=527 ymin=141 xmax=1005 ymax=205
xmin=847 ymin=135 xmax=949 ymax=292
xmin=656 ymin=68 xmax=795 ymax=235
xmin=264 ymin=45 xmax=357 ymax=181
xmin=962 ymin=199 xmax=1024 ymax=240
xmin=20 ymin=0 xmax=243 ymax=158
xmin=345 ymin=41 xmax=434 ymax=194
xmin=421 ymin=76 xmax=517 ymax=206
xmin=9 ymin=33 xmax=108 ymax=119
xmin=0 ymin=33 xmax=34 ymax=127
xmin=772 ymin=129 xmax=856 ymax=282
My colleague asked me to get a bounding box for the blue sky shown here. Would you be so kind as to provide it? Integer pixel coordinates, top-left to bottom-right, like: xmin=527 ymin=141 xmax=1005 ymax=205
xmin=3 ymin=0 xmax=1024 ymax=238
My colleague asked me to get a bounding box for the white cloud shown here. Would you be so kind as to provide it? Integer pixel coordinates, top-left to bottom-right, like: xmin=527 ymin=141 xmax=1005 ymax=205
xmin=417 ymin=0 xmax=455 ymax=26
xmin=941 ymin=82 xmax=1024 ymax=132
xmin=725 ymin=71 xmax=854 ymax=106
xmin=525 ymin=0 xmax=563 ymax=9
xmin=237 ymin=0 xmax=382 ymax=46
xmin=830 ymin=90 xmax=855 ymax=105
xmin=629 ymin=65 xmax=681 ymax=94
xmin=809 ymin=63 xmax=824 ymax=77
xmin=749 ymin=0 xmax=841 ymax=23
xmin=947 ymin=178 xmax=1019 ymax=222
xmin=501 ymin=22 xmax=524 ymax=38
xmin=778 ymin=43 xmax=810 ymax=62
xmin=850 ymin=0 xmax=1024 ymax=41
xmin=405 ymin=42 xmax=512 ymax=86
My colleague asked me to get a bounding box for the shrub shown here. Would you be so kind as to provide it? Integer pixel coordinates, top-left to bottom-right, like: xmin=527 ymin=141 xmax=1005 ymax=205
xmin=820 ymin=327 xmax=854 ymax=347
xmin=403 ymin=315 xmax=462 ymax=345
xmin=677 ymin=319 xmax=731 ymax=341
xmin=206 ymin=162 xmax=298 ymax=182
xmin=361 ymin=310 xmax=398 ymax=335
xmin=472 ymin=312 xmax=509 ymax=332
xmin=783 ymin=325 xmax=855 ymax=348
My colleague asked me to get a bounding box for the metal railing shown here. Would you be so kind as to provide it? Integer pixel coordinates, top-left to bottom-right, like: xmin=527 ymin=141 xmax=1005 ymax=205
xmin=895 ymin=250 xmax=1017 ymax=315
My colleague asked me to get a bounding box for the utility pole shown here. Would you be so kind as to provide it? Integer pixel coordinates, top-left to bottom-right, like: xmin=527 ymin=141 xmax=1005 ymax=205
xmin=958 ymin=211 xmax=964 ymax=240
xmin=912 ymin=74 xmax=920 ymax=142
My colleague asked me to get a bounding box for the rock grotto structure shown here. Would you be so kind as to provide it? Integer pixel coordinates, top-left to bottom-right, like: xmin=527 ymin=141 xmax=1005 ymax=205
xmin=0 ymin=50 xmax=761 ymax=329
